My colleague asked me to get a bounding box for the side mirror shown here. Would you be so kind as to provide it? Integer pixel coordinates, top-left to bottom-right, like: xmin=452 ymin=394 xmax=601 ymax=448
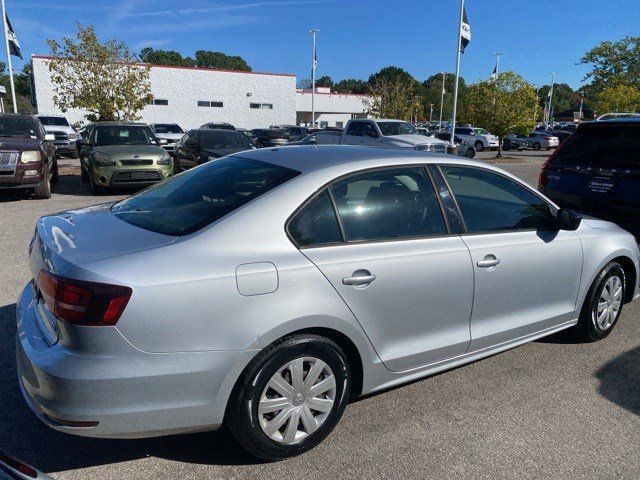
xmin=44 ymin=133 xmax=55 ymax=142
xmin=557 ymin=208 xmax=582 ymax=231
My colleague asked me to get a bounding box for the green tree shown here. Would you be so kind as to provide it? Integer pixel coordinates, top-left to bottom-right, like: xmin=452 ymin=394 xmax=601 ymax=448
xmin=460 ymin=71 xmax=537 ymax=157
xmin=139 ymin=47 xmax=195 ymax=66
xmin=368 ymin=66 xmax=424 ymax=120
xmin=537 ymin=83 xmax=583 ymax=113
xmin=46 ymin=23 xmax=152 ymax=121
xmin=315 ymin=75 xmax=333 ymax=88
xmin=194 ymin=50 xmax=251 ymax=71
xmin=593 ymin=83 xmax=640 ymax=114
xmin=423 ymin=72 xmax=466 ymax=123
xmin=333 ymin=78 xmax=368 ymax=94
xmin=0 ymin=63 xmax=36 ymax=113
xmin=580 ymin=36 xmax=640 ymax=90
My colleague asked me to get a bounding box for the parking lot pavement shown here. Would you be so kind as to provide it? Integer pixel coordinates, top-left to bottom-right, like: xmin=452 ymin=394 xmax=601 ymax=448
xmin=1 ymin=155 xmax=639 ymax=480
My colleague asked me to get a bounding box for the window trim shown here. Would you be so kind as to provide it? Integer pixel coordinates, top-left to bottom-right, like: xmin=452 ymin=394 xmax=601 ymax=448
xmin=285 ymin=164 xmax=454 ymax=249
xmin=436 ymin=163 xmax=559 ymax=236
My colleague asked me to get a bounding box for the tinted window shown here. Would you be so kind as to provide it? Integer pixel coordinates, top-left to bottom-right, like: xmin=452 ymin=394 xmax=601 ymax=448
xmin=362 ymin=122 xmax=378 ymax=137
xmin=550 ymin=125 xmax=640 ymax=167
xmin=330 ymin=167 xmax=446 ymax=242
xmin=346 ymin=122 xmax=364 ymax=136
xmin=199 ymin=131 xmax=254 ymax=150
xmin=38 ymin=116 xmax=69 ymax=126
xmin=288 ymin=190 xmax=342 ymax=247
xmin=316 ymin=132 xmax=341 ymax=144
xmin=0 ymin=116 xmax=40 ymax=138
xmin=93 ymin=125 xmax=156 ymax=146
xmin=154 ymin=124 xmax=183 ymax=134
xmin=377 ymin=122 xmax=416 ymax=136
xmin=112 ymin=157 xmax=300 ymax=236
xmin=441 ymin=166 xmax=554 ymax=232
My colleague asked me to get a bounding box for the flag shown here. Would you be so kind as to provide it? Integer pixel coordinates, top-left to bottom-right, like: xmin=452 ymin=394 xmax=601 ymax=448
xmin=4 ymin=13 xmax=21 ymax=59
xmin=489 ymin=64 xmax=497 ymax=82
xmin=460 ymin=6 xmax=471 ymax=53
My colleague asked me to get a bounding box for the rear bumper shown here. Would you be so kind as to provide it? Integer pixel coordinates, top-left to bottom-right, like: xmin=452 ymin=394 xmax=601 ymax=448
xmin=16 ymin=281 xmax=255 ymax=438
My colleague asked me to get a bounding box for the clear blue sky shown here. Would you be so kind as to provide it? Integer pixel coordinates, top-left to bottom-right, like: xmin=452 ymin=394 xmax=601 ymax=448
xmin=9 ymin=0 xmax=640 ymax=89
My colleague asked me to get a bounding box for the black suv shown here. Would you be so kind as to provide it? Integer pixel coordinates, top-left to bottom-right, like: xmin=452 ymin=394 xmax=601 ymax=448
xmin=539 ymin=118 xmax=640 ymax=237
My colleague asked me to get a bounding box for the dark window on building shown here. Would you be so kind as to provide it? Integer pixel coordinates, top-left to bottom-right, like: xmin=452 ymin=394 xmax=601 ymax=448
xmin=198 ymin=101 xmax=210 ymax=107
xmin=250 ymin=103 xmax=273 ymax=109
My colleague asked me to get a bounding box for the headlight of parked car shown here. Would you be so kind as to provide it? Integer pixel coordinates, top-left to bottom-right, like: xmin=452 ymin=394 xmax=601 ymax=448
xmin=20 ymin=150 xmax=41 ymax=163
xmin=157 ymin=153 xmax=172 ymax=165
xmin=68 ymin=132 xmax=78 ymax=140
xmin=93 ymin=152 xmax=116 ymax=166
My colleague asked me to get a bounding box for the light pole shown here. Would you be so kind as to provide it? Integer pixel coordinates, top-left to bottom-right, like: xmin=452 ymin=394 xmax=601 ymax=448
xmin=546 ymin=72 xmax=555 ymax=127
xmin=429 ymin=103 xmax=434 ymax=123
xmin=438 ymin=72 xmax=446 ymax=131
xmin=309 ymin=28 xmax=319 ymax=127
xmin=492 ymin=52 xmax=505 ymax=78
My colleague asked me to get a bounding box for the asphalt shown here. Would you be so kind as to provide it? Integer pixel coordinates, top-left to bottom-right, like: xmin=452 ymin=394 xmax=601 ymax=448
xmin=1 ymin=151 xmax=638 ymax=479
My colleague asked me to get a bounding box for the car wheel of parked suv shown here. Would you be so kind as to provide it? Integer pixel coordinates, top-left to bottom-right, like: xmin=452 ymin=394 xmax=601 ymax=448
xmin=33 ymin=164 xmax=52 ymax=199
xmin=575 ymin=261 xmax=626 ymax=342
xmin=226 ymin=334 xmax=351 ymax=461
xmin=88 ymin=175 xmax=105 ymax=195
xmin=465 ymin=147 xmax=476 ymax=158
xmin=81 ymin=165 xmax=89 ymax=183
xmin=533 ymin=142 xmax=541 ymax=150
xmin=51 ymin=160 xmax=59 ymax=183
xmin=474 ymin=140 xmax=484 ymax=151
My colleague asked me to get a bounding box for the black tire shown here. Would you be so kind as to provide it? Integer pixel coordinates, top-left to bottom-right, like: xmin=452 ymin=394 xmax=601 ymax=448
xmin=533 ymin=142 xmax=541 ymax=150
xmin=81 ymin=165 xmax=89 ymax=183
xmin=226 ymin=334 xmax=351 ymax=461
xmin=465 ymin=147 xmax=476 ymax=158
xmin=574 ymin=262 xmax=626 ymax=342
xmin=33 ymin=164 xmax=51 ymax=199
xmin=88 ymin=174 xmax=105 ymax=195
xmin=474 ymin=140 xmax=484 ymax=151
xmin=71 ymin=149 xmax=79 ymax=159
xmin=51 ymin=159 xmax=59 ymax=183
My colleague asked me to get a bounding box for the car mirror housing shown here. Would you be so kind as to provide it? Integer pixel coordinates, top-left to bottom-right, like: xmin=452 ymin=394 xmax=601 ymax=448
xmin=557 ymin=208 xmax=582 ymax=231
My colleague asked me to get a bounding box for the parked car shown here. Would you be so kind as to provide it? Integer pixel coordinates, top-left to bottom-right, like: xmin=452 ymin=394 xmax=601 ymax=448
xmin=287 ymin=130 xmax=342 ymax=145
xmin=596 ymin=112 xmax=640 ymax=121
xmin=283 ymin=126 xmax=308 ymax=141
xmin=540 ymin=118 xmax=640 ymax=238
xmin=340 ymin=119 xmax=447 ymax=152
xmin=250 ymin=128 xmax=289 ymax=148
xmin=549 ymin=128 xmax=573 ymax=144
xmin=0 ymin=114 xmax=56 ymax=199
xmin=502 ymin=135 xmax=526 ymax=151
xmin=17 ymin=146 xmax=639 ymax=461
xmin=174 ymin=129 xmax=255 ymax=171
xmin=430 ymin=132 xmax=476 ymax=158
xmin=444 ymin=126 xmax=499 ymax=151
xmin=37 ymin=115 xmax=78 ymax=159
xmin=78 ymin=122 xmax=173 ymax=194
xmin=200 ymin=122 xmax=236 ymax=130
xmin=150 ymin=123 xmax=184 ymax=152
xmin=506 ymin=132 xmax=559 ymax=150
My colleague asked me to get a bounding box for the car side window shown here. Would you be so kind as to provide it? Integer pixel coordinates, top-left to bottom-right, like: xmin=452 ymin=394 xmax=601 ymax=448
xmin=346 ymin=122 xmax=364 ymax=136
xmin=440 ymin=165 xmax=555 ymax=233
xmin=330 ymin=167 xmax=447 ymax=242
xmin=288 ymin=189 xmax=342 ymax=247
xmin=362 ymin=122 xmax=378 ymax=138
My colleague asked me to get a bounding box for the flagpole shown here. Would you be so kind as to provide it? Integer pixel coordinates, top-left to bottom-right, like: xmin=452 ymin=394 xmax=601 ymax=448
xmin=1 ymin=0 xmax=16 ymax=113
xmin=438 ymin=72 xmax=446 ymax=131
xmin=309 ymin=28 xmax=318 ymax=128
xmin=450 ymin=0 xmax=465 ymax=145
xmin=547 ymin=72 xmax=555 ymax=128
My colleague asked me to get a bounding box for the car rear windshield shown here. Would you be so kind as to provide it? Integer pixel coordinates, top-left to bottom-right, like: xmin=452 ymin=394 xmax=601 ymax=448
xmin=0 ymin=116 xmax=40 ymax=138
xmin=93 ymin=125 xmax=156 ymax=146
xmin=38 ymin=116 xmax=69 ymax=126
xmin=154 ymin=124 xmax=183 ymax=134
xmin=377 ymin=122 xmax=417 ymax=136
xmin=550 ymin=125 xmax=640 ymax=167
xmin=200 ymin=131 xmax=254 ymax=150
xmin=111 ymin=157 xmax=300 ymax=235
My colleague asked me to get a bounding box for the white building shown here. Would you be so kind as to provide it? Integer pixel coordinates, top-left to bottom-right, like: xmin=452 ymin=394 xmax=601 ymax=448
xmin=31 ymin=55 xmax=372 ymax=129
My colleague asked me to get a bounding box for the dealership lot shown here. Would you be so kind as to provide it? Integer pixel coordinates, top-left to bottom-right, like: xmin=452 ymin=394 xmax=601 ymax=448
xmin=1 ymin=151 xmax=639 ymax=479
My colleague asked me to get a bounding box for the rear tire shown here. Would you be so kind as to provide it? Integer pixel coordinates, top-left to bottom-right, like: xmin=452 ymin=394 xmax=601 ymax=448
xmin=474 ymin=140 xmax=484 ymax=151
xmin=574 ymin=262 xmax=625 ymax=342
xmin=533 ymin=142 xmax=542 ymax=150
xmin=51 ymin=159 xmax=59 ymax=183
xmin=33 ymin=164 xmax=51 ymax=199
xmin=226 ymin=334 xmax=351 ymax=461
xmin=465 ymin=147 xmax=476 ymax=158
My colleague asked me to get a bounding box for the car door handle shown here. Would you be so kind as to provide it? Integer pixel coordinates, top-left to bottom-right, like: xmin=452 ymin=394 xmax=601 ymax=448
xmin=477 ymin=255 xmax=500 ymax=268
xmin=342 ymin=271 xmax=376 ymax=286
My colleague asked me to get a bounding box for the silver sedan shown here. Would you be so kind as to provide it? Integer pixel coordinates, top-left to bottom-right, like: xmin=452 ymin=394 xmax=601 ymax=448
xmin=17 ymin=146 xmax=639 ymax=460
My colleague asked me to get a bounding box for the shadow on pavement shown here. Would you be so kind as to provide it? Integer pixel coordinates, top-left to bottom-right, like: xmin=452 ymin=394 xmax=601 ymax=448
xmin=0 ymin=303 xmax=260 ymax=474
xmin=596 ymin=346 xmax=640 ymax=416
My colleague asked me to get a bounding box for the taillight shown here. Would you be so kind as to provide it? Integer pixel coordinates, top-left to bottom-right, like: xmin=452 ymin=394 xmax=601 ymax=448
xmin=36 ymin=270 xmax=132 ymax=326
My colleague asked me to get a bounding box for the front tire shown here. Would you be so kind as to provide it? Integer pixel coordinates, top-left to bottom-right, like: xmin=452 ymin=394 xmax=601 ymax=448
xmin=575 ymin=262 xmax=626 ymax=342
xmin=33 ymin=164 xmax=51 ymax=199
xmin=226 ymin=334 xmax=351 ymax=461
xmin=465 ymin=147 xmax=476 ymax=158
xmin=474 ymin=140 xmax=484 ymax=151
xmin=533 ymin=142 xmax=542 ymax=150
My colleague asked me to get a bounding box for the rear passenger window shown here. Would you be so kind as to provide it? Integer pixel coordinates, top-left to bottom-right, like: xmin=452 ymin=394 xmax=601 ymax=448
xmin=330 ymin=167 xmax=447 ymax=242
xmin=346 ymin=123 xmax=364 ymax=136
xmin=288 ymin=190 xmax=343 ymax=247
xmin=441 ymin=166 xmax=554 ymax=232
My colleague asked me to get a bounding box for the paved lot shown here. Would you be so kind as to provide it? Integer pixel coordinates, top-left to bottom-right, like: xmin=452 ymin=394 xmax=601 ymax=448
xmin=1 ymin=151 xmax=639 ymax=479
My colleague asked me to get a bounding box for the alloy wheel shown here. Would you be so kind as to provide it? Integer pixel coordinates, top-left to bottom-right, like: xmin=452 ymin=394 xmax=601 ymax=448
xmin=258 ymin=356 xmax=336 ymax=445
xmin=594 ymin=275 xmax=623 ymax=331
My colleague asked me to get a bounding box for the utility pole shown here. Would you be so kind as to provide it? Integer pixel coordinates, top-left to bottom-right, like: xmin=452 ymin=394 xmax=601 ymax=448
xmin=429 ymin=103 xmax=434 ymax=123
xmin=534 ymin=94 xmax=539 ymax=125
xmin=546 ymin=72 xmax=555 ymax=128
xmin=450 ymin=0 xmax=465 ymax=145
xmin=492 ymin=51 xmax=505 ymax=78
xmin=438 ymin=72 xmax=446 ymax=131
xmin=1 ymin=0 xmax=17 ymax=113
xmin=309 ymin=28 xmax=319 ymax=127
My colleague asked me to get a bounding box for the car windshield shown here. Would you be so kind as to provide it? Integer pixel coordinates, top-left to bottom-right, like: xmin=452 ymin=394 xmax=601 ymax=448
xmin=200 ymin=131 xmax=254 ymax=150
xmin=154 ymin=124 xmax=183 ymax=134
xmin=550 ymin=126 xmax=640 ymax=167
xmin=258 ymin=130 xmax=286 ymax=138
xmin=0 ymin=116 xmax=40 ymax=138
xmin=93 ymin=125 xmax=156 ymax=146
xmin=377 ymin=122 xmax=417 ymax=136
xmin=38 ymin=116 xmax=69 ymax=127
xmin=473 ymin=128 xmax=489 ymax=135
xmin=112 ymin=157 xmax=300 ymax=236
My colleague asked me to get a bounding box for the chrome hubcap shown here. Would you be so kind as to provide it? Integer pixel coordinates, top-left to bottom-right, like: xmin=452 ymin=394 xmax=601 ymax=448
xmin=258 ymin=357 xmax=336 ymax=445
xmin=595 ymin=275 xmax=622 ymax=330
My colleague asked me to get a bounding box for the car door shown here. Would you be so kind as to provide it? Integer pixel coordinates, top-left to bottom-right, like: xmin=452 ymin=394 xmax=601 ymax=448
xmin=438 ymin=165 xmax=583 ymax=351
xmin=297 ymin=166 xmax=474 ymax=372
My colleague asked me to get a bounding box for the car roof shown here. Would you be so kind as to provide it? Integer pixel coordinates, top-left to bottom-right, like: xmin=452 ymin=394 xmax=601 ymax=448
xmin=236 ymin=145 xmax=486 ymax=176
xmin=586 ymin=117 xmax=640 ymax=126
xmin=90 ymin=122 xmax=148 ymax=126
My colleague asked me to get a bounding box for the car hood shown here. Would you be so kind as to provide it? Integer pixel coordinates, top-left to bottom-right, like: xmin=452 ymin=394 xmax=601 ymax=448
xmin=30 ymin=203 xmax=177 ymax=277
xmin=386 ymin=134 xmax=445 ymax=146
xmin=0 ymin=136 xmax=42 ymax=150
xmin=201 ymin=147 xmax=247 ymax=158
xmin=42 ymin=125 xmax=75 ymax=134
xmin=93 ymin=144 xmax=166 ymax=159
